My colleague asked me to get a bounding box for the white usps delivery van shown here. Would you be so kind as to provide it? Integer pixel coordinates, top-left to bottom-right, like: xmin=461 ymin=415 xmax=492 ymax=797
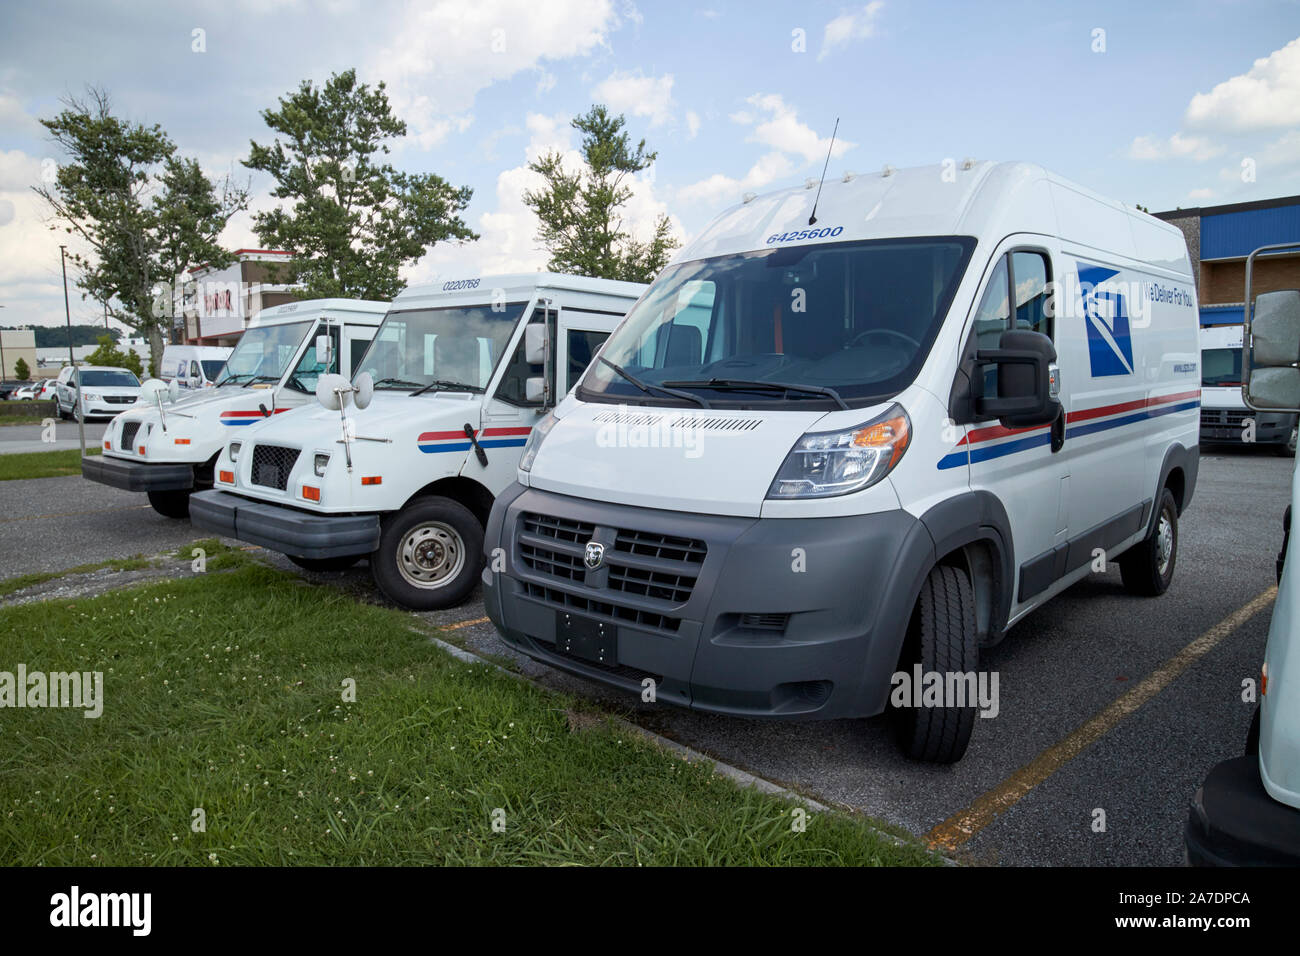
xmin=188 ymin=274 xmax=645 ymax=610
xmin=83 ymin=299 xmax=388 ymax=518
xmin=160 ymin=344 xmax=234 ymax=390
xmin=1199 ymin=323 xmax=1297 ymax=455
xmin=482 ymin=161 xmax=1202 ymax=763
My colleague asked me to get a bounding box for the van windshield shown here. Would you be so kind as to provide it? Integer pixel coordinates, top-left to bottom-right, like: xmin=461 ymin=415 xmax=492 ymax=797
xmin=1202 ymin=347 xmax=1242 ymax=387
xmin=201 ymin=360 xmax=226 ymax=381
xmin=579 ymin=236 xmax=976 ymax=408
xmin=79 ymin=369 xmax=140 ymax=387
xmin=215 ymin=321 xmax=313 ymax=386
xmin=356 ymin=303 xmax=528 ymax=391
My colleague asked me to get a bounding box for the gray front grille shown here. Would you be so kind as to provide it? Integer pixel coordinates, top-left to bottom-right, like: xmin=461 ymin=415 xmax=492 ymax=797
xmin=251 ymin=443 xmax=300 ymax=490
xmin=104 ymin=395 xmax=136 ymax=405
xmin=120 ymin=421 xmax=141 ymax=451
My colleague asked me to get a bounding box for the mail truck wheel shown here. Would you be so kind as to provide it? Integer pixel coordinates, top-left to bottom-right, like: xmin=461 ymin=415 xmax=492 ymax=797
xmin=147 ymin=489 xmax=191 ymax=519
xmin=1119 ymin=488 xmax=1178 ymax=596
xmin=371 ymin=497 xmax=482 ymax=610
xmin=891 ymin=564 xmax=978 ymax=764
xmin=288 ymin=554 xmax=361 ymax=572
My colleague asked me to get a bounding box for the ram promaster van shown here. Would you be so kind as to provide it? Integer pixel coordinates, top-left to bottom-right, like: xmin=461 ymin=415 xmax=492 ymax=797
xmin=82 ymin=299 xmax=388 ymax=518
xmin=160 ymin=344 xmax=233 ymax=390
xmin=482 ymin=161 xmax=1202 ymax=763
xmin=189 ymin=274 xmax=646 ymax=609
xmin=1186 ymin=244 xmax=1300 ymax=864
xmin=1200 ymin=323 xmax=1297 ymax=455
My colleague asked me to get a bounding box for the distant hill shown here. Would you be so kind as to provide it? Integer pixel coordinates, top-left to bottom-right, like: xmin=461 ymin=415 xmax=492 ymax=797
xmin=2 ymin=325 xmax=121 ymax=348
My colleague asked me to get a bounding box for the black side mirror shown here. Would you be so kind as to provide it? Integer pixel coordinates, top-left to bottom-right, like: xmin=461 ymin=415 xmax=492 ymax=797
xmin=976 ymin=329 xmax=1060 ymax=428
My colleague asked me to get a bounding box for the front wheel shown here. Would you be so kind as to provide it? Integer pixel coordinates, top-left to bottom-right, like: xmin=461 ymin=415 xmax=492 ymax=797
xmin=890 ymin=564 xmax=978 ymax=764
xmin=370 ymin=497 xmax=483 ymax=610
xmin=147 ymin=489 xmax=191 ymax=519
xmin=1119 ymin=487 xmax=1178 ymax=596
xmin=288 ymin=554 xmax=362 ymax=573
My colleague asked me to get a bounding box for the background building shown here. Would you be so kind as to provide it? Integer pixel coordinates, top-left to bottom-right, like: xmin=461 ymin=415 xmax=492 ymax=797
xmin=1154 ymin=195 xmax=1300 ymax=326
xmin=174 ymin=249 xmax=298 ymax=346
xmin=0 ymin=329 xmax=38 ymax=379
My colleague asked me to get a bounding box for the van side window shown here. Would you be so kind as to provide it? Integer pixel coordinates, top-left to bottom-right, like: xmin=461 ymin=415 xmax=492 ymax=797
xmin=496 ymin=311 xmax=546 ymax=406
xmin=567 ymin=329 xmax=610 ymax=392
xmin=349 ymin=337 xmax=369 ymax=377
xmin=285 ymin=324 xmax=340 ymax=393
xmin=1010 ymin=251 xmax=1052 ymax=338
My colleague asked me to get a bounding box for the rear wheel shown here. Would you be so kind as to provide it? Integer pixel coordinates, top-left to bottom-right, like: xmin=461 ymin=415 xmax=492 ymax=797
xmin=288 ymin=554 xmax=362 ymax=573
xmin=370 ymin=497 xmax=482 ymax=610
xmin=1119 ymin=488 xmax=1178 ymax=596
xmin=1275 ymin=425 xmax=1297 ymax=458
xmin=891 ymin=564 xmax=978 ymax=764
xmin=146 ymin=489 xmax=191 ymax=519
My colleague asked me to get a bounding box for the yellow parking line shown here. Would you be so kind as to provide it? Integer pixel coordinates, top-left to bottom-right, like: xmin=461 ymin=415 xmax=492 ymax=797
xmin=445 ymin=616 xmax=490 ymax=630
xmin=925 ymin=586 xmax=1277 ymax=852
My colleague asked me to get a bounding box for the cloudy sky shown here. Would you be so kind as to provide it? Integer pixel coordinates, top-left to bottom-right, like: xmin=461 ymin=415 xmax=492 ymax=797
xmin=2 ymin=0 xmax=1299 ymax=330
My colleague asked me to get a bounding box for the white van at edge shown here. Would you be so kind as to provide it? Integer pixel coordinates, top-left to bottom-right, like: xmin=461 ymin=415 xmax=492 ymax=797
xmin=82 ymin=299 xmax=388 ymax=519
xmin=1200 ymin=322 xmax=1297 ymax=455
xmin=189 ymin=274 xmax=645 ymax=610
xmin=160 ymin=344 xmax=234 ymax=390
xmin=482 ymin=161 xmax=1202 ymax=763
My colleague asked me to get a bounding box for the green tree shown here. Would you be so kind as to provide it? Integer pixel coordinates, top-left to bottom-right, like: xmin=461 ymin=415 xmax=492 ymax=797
xmin=13 ymin=357 xmax=30 ymax=381
xmin=245 ymin=69 xmax=477 ymax=300
xmin=84 ymin=334 xmax=144 ymax=378
xmin=35 ymin=89 xmax=248 ymax=376
xmin=523 ymin=105 xmax=678 ymax=283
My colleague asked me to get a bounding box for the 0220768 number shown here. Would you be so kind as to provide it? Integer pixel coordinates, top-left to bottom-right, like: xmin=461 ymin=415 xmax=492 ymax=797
xmin=766 ymin=226 xmax=843 ymax=244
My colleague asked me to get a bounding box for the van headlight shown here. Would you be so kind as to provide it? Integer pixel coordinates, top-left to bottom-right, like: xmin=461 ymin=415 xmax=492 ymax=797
xmin=229 ymin=441 xmax=242 ymax=462
xmin=767 ymin=404 xmax=911 ymax=499
xmin=518 ymin=411 xmax=558 ymax=473
xmin=314 ymin=454 xmax=330 ymax=477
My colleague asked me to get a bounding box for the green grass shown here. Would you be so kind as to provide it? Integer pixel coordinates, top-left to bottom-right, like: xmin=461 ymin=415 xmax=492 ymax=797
xmin=0 ymin=416 xmax=56 ymax=427
xmin=0 ymin=555 xmax=154 ymax=599
xmin=0 ymin=446 xmax=101 ymax=480
xmin=0 ymin=564 xmax=938 ymax=866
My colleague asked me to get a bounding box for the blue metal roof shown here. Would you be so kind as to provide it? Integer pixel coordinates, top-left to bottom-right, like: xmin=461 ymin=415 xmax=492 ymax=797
xmin=1202 ymin=204 xmax=1300 ymax=260
xmin=1201 ymin=304 xmax=1244 ymax=326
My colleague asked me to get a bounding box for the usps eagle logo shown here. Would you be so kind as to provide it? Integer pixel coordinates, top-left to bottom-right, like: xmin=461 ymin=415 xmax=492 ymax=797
xmin=1078 ymin=263 xmax=1134 ymax=377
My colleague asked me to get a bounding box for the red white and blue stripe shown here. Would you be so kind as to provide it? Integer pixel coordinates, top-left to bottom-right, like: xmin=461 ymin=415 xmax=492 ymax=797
xmin=417 ymin=426 xmax=532 ymax=454
xmin=937 ymin=390 xmax=1200 ymax=470
xmin=219 ymin=408 xmax=289 ymax=426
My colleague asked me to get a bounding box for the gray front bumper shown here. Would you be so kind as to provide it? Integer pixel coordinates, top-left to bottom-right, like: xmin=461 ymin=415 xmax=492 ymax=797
xmin=190 ymin=489 xmax=381 ymax=559
xmin=483 ymin=483 xmax=934 ymax=721
xmin=82 ymin=454 xmax=194 ymax=492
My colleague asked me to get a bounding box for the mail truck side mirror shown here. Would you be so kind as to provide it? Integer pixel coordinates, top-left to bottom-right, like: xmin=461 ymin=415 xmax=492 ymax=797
xmin=524 ymin=323 xmax=552 ymax=406
xmin=315 ymin=334 xmax=333 ymax=370
xmin=1245 ymin=290 xmax=1300 ymax=413
xmin=975 ymin=329 xmax=1061 ymax=428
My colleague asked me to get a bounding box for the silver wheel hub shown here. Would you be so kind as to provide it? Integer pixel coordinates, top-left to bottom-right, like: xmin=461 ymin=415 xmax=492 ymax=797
xmin=1156 ymin=514 xmax=1174 ymax=575
xmin=396 ymin=521 xmax=464 ymax=589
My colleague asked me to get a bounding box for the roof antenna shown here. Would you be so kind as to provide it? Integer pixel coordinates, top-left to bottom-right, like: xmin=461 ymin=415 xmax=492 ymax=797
xmin=808 ymin=117 xmax=839 ymax=226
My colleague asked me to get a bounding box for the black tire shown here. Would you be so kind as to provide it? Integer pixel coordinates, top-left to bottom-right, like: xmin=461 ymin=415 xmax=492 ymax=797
xmin=370 ymin=497 xmax=482 ymax=610
xmin=146 ymin=489 xmax=191 ymax=519
xmin=1275 ymin=425 xmax=1297 ymax=457
xmin=1119 ymin=487 xmax=1178 ymax=596
xmin=1246 ymin=706 xmax=1261 ymax=756
xmin=891 ymin=564 xmax=978 ymax=764
xmin=58 ymin=402 xmax=69 ymax=421
xmin=288 ymin=554 xmax=362 ymax=573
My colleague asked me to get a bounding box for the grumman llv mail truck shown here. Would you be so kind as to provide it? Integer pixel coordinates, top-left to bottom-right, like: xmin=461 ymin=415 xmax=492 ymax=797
xmin=82 ymin=299 xmax=388 ymax=518
xmin=190 ymin=274 xmax=645 ymax=610
xmin=483 ymin=161 xmax=1202 ymax=763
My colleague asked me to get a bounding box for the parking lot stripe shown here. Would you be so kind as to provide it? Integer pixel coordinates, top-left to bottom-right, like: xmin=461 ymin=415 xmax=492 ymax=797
xmin=445 ymin=616 xmax=490 ymax=630
xmin=924 ymin=586 xmax=1277 ymax=852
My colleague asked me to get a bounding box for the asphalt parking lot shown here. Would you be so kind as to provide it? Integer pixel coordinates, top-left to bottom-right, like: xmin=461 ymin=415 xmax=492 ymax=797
xmin=0 ymin=421 xmax=108 ymax=455
xmin=1 ymin=445 xmax=1290 ymax=865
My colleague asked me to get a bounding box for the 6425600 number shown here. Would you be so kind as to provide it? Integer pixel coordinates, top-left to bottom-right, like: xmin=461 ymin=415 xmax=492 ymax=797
xmin=766 ymin=226 xmax=843 ymax=244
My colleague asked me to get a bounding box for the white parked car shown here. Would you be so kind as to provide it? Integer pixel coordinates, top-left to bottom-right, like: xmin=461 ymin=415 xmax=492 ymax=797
xmin=10 ymin=381 xmax=42 ymax=400
xmin=34 ymin=379 xmax=58 ymax=400
xmin=189 ymin=274 xmax=645 ymax=609
xmin=482 ymin=160 xmax=1202 ymax=764
xmin=56 ymin=366 xmax=142 ymax=420
xmin=82 ymin=299 xmax=389 ymax=519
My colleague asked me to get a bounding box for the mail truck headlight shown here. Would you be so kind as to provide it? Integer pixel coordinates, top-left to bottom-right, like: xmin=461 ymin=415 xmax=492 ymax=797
xmin=767 ymin=404 xmax=911 ymax=499
xmin=314 ymin=454 xmax=330 ymax=477
xmin=518 ymin=411 xmax=558 ymax=473
xmin=229 ymin=441 xmax=242 ymax=462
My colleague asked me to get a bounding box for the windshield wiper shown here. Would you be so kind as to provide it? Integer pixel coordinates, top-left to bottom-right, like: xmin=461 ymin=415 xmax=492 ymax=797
xmin=409 ymin=380 xmax=486 ymax=397
xmin=662 ymin=378 xmax=850 ymax=410
xmin=370 ymin=377 xmax=425 ymax=390
xmin=218 ymin=373 xmax=255 ymax=386
xmin=598 ymin=357 xmax=711 ymax=408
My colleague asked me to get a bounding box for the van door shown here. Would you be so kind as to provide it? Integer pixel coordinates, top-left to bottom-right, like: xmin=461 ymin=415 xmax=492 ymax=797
xmin=962 ymin=241 xmax=1070 ymax=610
xmin=343 ymin=323 xmax=377 ymax=379
xmin=471 ymin=306 xmax=549 ymax=493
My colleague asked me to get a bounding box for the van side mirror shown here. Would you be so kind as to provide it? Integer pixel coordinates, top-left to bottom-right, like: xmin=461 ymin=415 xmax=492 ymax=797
xmin=524 ymin=324 xmax=548 ymax=365
xmin=315 ymin=334 xmax=333 ymax=370
xmin=976 ymin=329 xmax=1061 ymax=428
xmin=1245 ymin=290 xmax=1300 ymax=412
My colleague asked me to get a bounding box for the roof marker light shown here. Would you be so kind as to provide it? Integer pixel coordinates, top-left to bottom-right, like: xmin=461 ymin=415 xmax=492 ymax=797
xmin=881 ymin=165 xmax=895 ymax=177
xmin=741 ymin=192 xmax=756 ymax=204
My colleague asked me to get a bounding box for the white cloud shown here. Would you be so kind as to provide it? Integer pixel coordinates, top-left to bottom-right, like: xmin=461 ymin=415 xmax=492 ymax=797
xmin=685 ymin=110 xmax=701 ymax=139
xmin=738 ymin=93 xmax=853 ymax=163
xmin=1126 ymin=132 xmax=1221 ymax=162
xmin=591 ymin=70 xmax=675 ymax=127
xmin=535 ymin=71 xmax=557 ymax=95
xmin=370 ymin=0 xmax=621 ymax=148
xmin=1186 ymin=36 xmax=1300 ymax=132
xmin=819 ymin=2 xmax=884 ymax=61
xmin=676 ymin=151 xmax=796 ymax=206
